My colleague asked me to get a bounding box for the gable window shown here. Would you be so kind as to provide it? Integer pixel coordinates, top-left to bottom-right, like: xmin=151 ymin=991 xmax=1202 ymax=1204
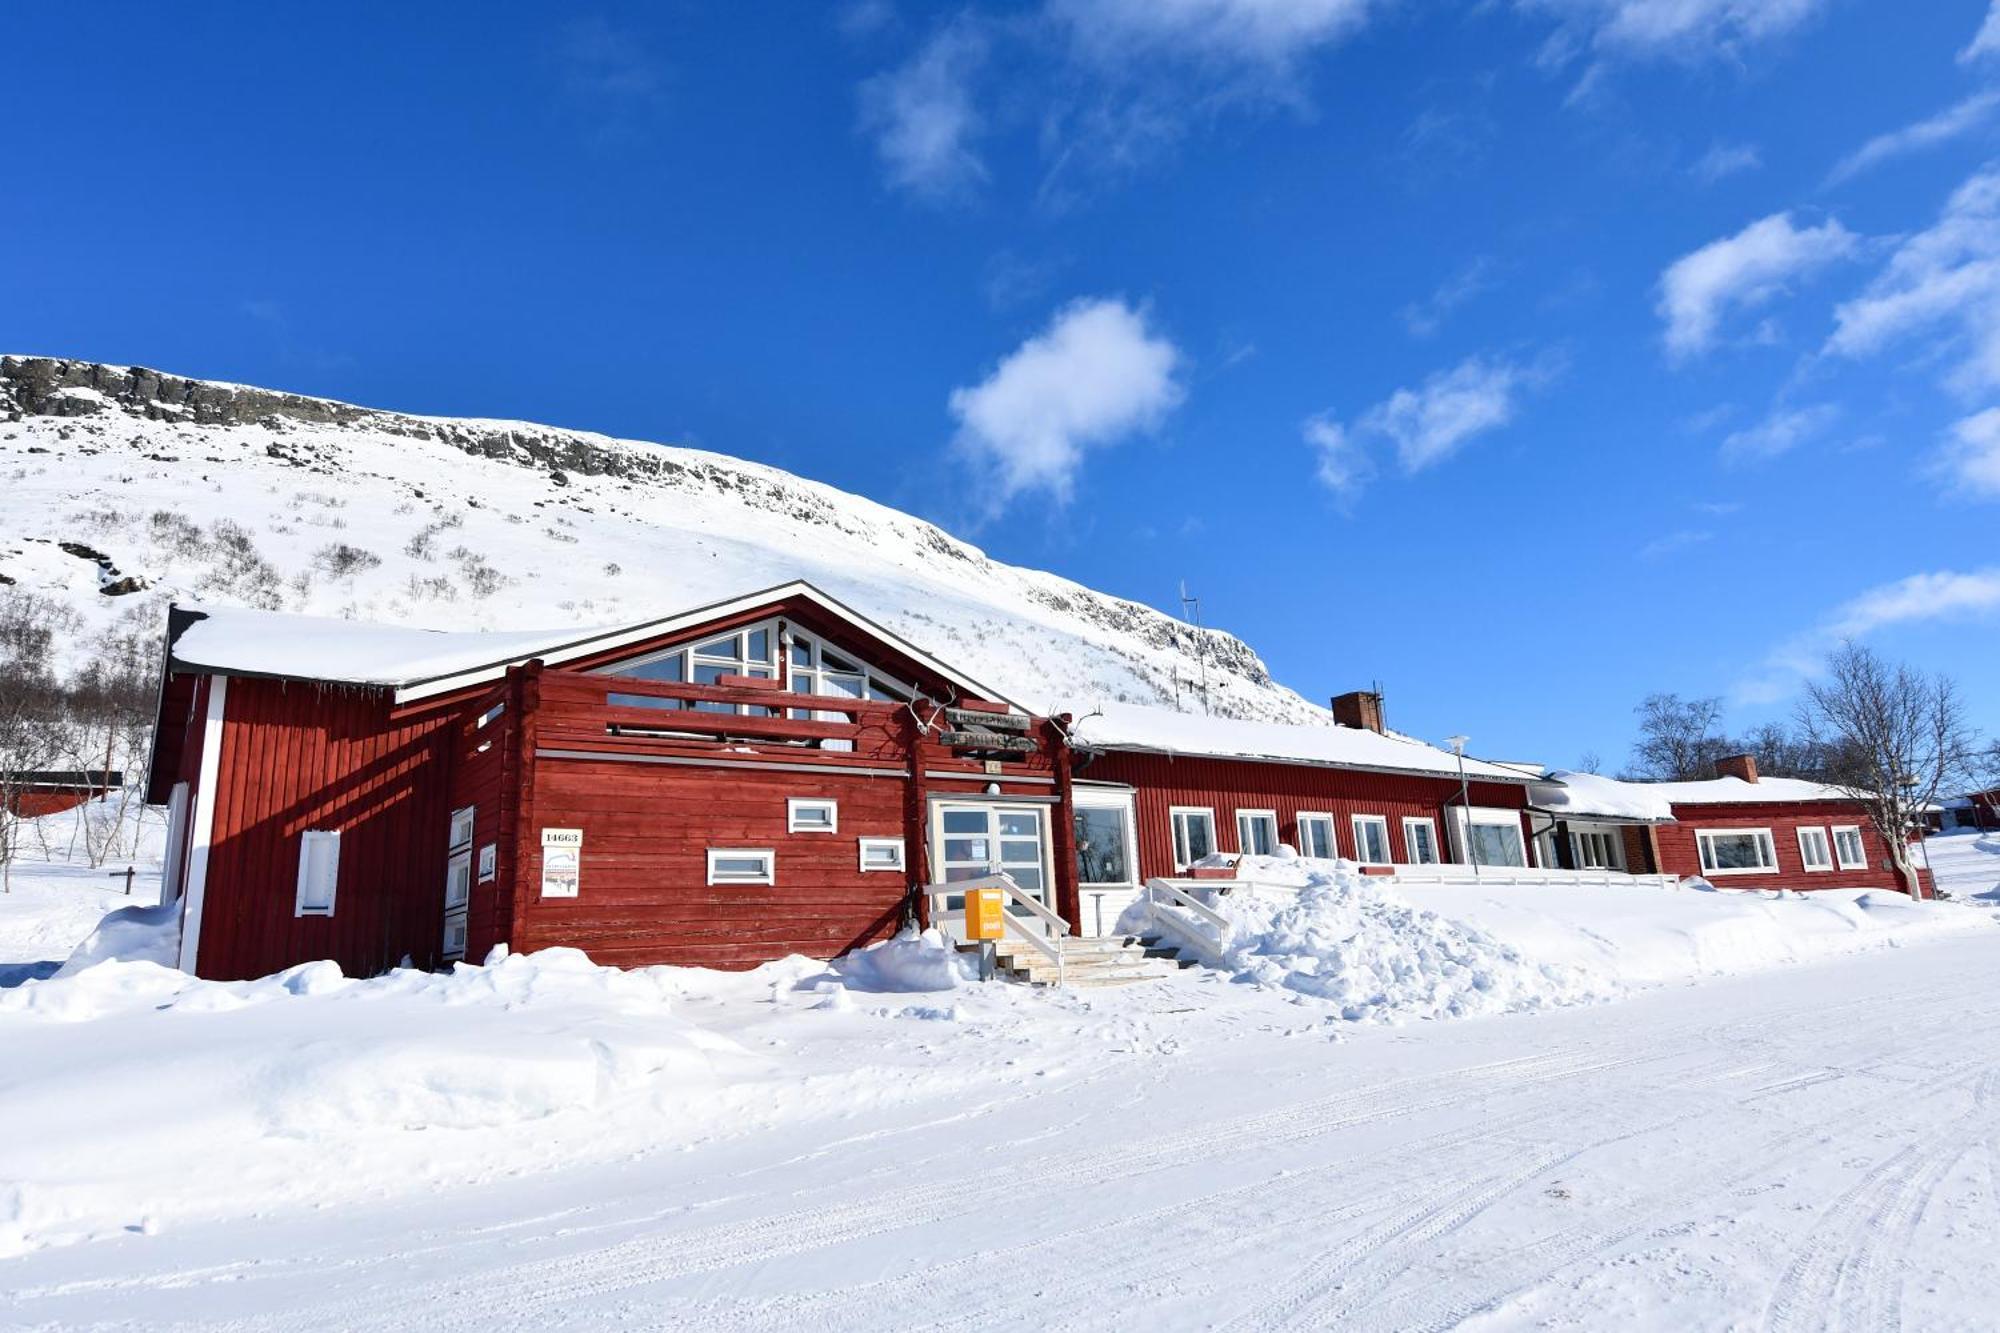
xmin=1797 ymin=826 xmax=1834 ymax=872
xmin=1170 ymin=807 xmax=1217 ymax=871
xmin=1571 ymin=829 xmax=1623 ymax=870
xmin=858 ymin=837 xmax=905 ymax=872
xmin=1833 ymin=825 xmax=1868 ymax=870
xmin=787 ymin=798 xmax=839 ymax=833
xmin=1403 ymin=818 xmax=1441 ymax=864
xmin=1696 ymin=828 xmax=1778 ymax=875
xmin=707 ymin=849 xmax=776 ymax=885
xmin=1236 ymin=809 xmax=1279 ymax=857
xmin=1296 ymin=813 xmax=1336 ymax=860
xmin=295 ymin=830 xmax=340 ymax=917
xmin=610 ymin=619 xmax=914 ymax=721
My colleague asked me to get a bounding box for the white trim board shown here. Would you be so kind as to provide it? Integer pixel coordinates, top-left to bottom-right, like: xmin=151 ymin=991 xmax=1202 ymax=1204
xmin=176 ymin=675 xmax=228 ymax=974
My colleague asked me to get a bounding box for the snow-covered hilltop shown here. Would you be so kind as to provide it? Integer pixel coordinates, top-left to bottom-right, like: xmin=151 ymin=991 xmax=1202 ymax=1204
xmin=0 ymin=355 xmax=1316 ymax=720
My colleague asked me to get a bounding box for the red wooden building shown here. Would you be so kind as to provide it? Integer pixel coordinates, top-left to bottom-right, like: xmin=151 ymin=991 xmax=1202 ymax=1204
xmin=5 ymin=771 xmax=124 ymax=818
xmin=145 ymin=583 xmax=1076 ymax=980
xmin=1528 ymin=754 xmax=1930 ymax=897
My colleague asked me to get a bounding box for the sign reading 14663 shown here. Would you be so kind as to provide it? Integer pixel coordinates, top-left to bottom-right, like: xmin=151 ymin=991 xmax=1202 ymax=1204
xmin=540 ymin=828 xmax=582 ymax=899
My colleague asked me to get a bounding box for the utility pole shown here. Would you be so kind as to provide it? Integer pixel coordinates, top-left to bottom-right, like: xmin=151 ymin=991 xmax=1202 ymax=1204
xmin=1179 ymin=580 xmax=1210 ymax=715
xmin=1447 ymin=734 xmax=1479 ymax=880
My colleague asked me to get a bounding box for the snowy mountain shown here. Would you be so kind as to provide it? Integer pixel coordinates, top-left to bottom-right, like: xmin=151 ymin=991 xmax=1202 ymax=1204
xmin=0 ymin=355 xmax=1320 ymax=721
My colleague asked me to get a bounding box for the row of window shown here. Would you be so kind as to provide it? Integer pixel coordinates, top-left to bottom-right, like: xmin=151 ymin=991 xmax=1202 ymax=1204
xmin=1167 ymin=806 xmax=1443 ymax=869
xmin=707 ymin=838 xmax=907 ymax=885
xmin=1695 ymin=824 xmax=1868 ymax=876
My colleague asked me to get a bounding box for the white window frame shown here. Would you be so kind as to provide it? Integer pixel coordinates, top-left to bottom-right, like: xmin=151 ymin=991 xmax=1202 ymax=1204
xmin=858 ymin=837 xmax=906 ymax=872
xmin=1571 ymin=828 xmax=1624 ymax=871
xmin=1296 ymin=812 xmax=1337 ymax=860
xmin=1797 ymin=825 xmax=1834 ymax=873
xmin=707 ymin=848 xmax=776 ymax=885
xmin=1696 ymin=827 xmax=1780 ymax=876
xmin=1350 ymin=814 xmax=1392 ymax=865
xmin=608 ymin=618 xmax=916 ymax=714
xmin=787 ymin=797 xmax=839 ymax=834
xmin=1448 ymin=806 xmax=1531 ymax=868
xmin=1235 ymin=809 xmax=1280 ymax=857
xmin=1073 ymin=790 xmax=1138 ymax=888
xmin=1402 ymin=817 xmax=1441 ymax=865
xmin=295 ymin=829 xmax=341 ymax=917
xmin=1832 ymin=824 xmax=1868 ymax=870
xmin=1170 ymin=806 xmax=1218 ymax=871
xmin=448 ymin=805 xmax=475 ymax=851
xmin=444 ymin=849 xmax=472 ymax=911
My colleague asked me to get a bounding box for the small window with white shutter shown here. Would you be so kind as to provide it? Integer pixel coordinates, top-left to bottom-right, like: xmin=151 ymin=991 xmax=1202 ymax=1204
xmin=296 ymin=830 xmax=341 ymax=917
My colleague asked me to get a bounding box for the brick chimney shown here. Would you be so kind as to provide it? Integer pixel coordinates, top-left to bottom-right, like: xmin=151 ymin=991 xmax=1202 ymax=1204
xmin=1331 ymin=690 xmax=1385 ymax=733
xmin=1713 ymin=753 xmax=1760 ymax=783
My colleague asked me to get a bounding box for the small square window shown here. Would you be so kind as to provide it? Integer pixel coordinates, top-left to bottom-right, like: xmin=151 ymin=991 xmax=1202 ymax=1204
xmin=448 ymin=805 xmax=475 ymax=852
xmin=859 ymin=837 xmax=906 ymax=872
xmin=708 ymin=849 xmax=776 ymax=885
xmin=788 ymin=798 xmax=839 ymax=833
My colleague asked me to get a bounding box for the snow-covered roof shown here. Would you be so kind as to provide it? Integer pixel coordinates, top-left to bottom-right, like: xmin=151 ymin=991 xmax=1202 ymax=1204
xmin=166 ymin=582 xmax=1022 ymax=709
xmin=1529 ymin=769 xmax=1860 ymax=819
xmin=1067 ymin=701 xmax=1533 ymax=783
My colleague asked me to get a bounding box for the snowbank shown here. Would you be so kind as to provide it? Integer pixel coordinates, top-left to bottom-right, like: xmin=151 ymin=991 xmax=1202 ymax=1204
xmin=1924 ymin=830 xmax=2000 ymax=902
xmin=55 ymin=900 xmax=180 ymax=975
xmin=1123 ymin=857 xmax=1608 ymax=1021
xmin=829 ymin=926 xmax=976 ymax=992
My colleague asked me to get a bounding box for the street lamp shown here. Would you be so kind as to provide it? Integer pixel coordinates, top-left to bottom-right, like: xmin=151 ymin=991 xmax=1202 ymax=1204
xmin=1446 ymin=735 xmax=1478 ymax=880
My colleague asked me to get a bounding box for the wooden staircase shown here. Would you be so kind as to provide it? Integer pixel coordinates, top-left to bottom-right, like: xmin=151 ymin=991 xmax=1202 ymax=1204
xmin=987 ymin=934 xmax=1194 ymax=988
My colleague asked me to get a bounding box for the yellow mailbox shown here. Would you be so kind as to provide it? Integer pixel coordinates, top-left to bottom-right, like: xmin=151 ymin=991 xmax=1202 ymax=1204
xmin=965 ymin=886 xmax=1006 ymax=941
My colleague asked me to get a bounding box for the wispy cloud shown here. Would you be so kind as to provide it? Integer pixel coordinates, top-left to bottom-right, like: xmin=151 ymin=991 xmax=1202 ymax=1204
xmin=1689 ymin=141 xmax=1761 ymax=184
xmin=558 ymin=17 xmax=667 ymax=147
xmin=1304 ymin=413 xmax=1372 ymax=499
xmin=1938 ymin=407 xmax=2000 ymax=497
xmin=1657 ymin=212 xmax=1860 ymax=361
xmin=859 ymin=18 xmax=989 ymax=202
xmin=1826 ymin=90 xmax=2000 ymax=186
xmin=1826 ymin=162 xmax=2000 ymax=393
xmin=1401 ymin=257 xmax=1497 ymax=337
xmin=1638 ymin=528 xmax=1713 ymax=560
xmin=949 ymin=297 xmax=1184 ymax=507
xmin=1518 ymin=0 xmax=1826 ymax=97
xmin=1963 ymin=2 xmax=2000 ymax=62
xmin=1308 ymin=352 xmax=1557 ymax=500
xmin=1048 ymin=0 xmax=1374 ymax=74
xmin=1734 ymin=565 xmax=2000 ymax=704
xmin=1720 ymin=402 xmax=1839 ymax=462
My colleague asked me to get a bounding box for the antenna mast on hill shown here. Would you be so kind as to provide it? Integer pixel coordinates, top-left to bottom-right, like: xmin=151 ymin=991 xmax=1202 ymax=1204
xmin=1179 ymin=579 xmax=1210 ymax=715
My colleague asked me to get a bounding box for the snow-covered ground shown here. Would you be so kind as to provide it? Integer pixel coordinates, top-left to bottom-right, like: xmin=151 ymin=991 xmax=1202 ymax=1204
xmin=3 ymin=828 xmax=1999 ymax=1328
xmin=1923 ymin=828 xmax=2000 ymax=903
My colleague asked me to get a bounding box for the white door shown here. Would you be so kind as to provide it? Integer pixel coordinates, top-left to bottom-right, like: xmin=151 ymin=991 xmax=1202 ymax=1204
xmin=1073 ymin=790 xmax=1138 ymax=936
xmin=931 ymin=802 xmax=1051 ymax=940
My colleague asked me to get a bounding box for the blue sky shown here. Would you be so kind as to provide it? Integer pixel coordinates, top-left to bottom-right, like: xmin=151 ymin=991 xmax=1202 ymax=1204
xmin=6 ymin=1 xmax=2000 ymax=769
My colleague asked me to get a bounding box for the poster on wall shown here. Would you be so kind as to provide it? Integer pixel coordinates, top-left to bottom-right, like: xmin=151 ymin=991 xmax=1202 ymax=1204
xmin=540 ymin=828 xmax=582 ymax=898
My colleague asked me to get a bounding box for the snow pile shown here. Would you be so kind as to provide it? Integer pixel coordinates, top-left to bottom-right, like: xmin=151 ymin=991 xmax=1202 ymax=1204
xmin=1129 ymin=856 xmax=1607 ymax=1021
xmin=829 ymin=926 xmax=976 ymax=993
xmin=1924 ymin=830 xmax=2000 ymax=901
xmin=0 ymin=948 xmax=756 ymax=1256
xmin=55 ymin=899 xmax=180 ymax=975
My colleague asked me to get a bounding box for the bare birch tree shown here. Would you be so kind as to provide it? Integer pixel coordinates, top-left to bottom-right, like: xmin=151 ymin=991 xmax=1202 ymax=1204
xmin=1796 ymin=642 xmax=1982 ymax=897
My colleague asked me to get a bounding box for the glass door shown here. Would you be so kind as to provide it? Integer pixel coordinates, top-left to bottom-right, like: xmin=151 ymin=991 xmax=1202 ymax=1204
xmin=933 ymin=803 xmax=1051 ymax=936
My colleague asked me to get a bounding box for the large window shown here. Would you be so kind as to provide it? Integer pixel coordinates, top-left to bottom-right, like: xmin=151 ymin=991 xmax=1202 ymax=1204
xmin=1402 ymin=818 xmax=1441 ymax=864
xmin=1351 ymin=815 xmax=1391 ymax=865
xmin=1696 ymin=828 xmax=1778 ymax=875
xmin=1236 ymin=809 xmax=1279 ymax=857
xmin=611 ymin=620 xmax=913 ymax=718
xmin=1469 ymin=822 xmax=1527 ymax=868
xmin=1833 ymin=825 xmax=1868 ymax=870
xmin=1297 ymin=813 xmax=1336 ymax=860
xmin=1797 ymin=826 xmax=1834 ymax=872
xmin=1171 ymin=807 xmax=1217 ymax=870
xmin=1073 ymin=802 xmax=1135 ymax=887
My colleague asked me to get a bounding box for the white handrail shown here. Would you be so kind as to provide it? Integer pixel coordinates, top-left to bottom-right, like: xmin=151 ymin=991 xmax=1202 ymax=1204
xmin=1144 ymin=877 xmax=1232 ymax=934
xmin=1139 ymin=877 xmax=1236 ymax=958
xmin=923 ymin=872 xmax=1070 ymax=987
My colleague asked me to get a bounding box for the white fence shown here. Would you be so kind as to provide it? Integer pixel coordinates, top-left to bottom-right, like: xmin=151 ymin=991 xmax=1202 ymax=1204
xmin=1387 ymin=864 xmax=1680 ymax=892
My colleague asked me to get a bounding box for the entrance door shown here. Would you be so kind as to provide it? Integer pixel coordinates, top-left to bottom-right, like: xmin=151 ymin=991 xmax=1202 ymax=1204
xmin=931 ymin=802 xmax=1051 ymax=939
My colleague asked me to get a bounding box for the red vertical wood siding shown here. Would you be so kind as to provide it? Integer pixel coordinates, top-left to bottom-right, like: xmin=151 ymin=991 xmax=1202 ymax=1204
xmin=1082 ymin=750 xmax=1533 ymax=880
xmin=195 ymin=679 xmax=459 ymax=981
xmin=1654 ymin=802 xmax=1912 ymax=894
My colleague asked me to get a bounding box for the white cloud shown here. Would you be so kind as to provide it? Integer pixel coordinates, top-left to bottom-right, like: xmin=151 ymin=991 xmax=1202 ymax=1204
xmin=1938 ymin=407 xmax=2000 ymax=497
xmin=949 ymin=297 xmax=1184 ymax=505
xmin=1361 ymin=354 xmax=1540 ymax=472
xmin=1519 ymin=0 xmax=1825 ymax=68
xmin=1400 ymin=257 xmax=1496 ymax=337
xmin=1825 ymin=568 xmax=2000 ymax=638
xmin=1656 ymin=213 xmax=1860 ymax=360
xmin=1826 ymin=90 xmax=2000 ymax=186
xmin=1720 ymin=403 xmax=1838 ymax=462
xmin=1304 ymin=413 xmax=1371 ymax=497
xmin=1048 ymin=0 xmax=1373 ymax=71
xmin=1638 ymin=528 xmax=1713 ymax=561
xmin=1689 ymin=141 xmax=1761 ymax=184
xmin=1963 ymin=2 xmax=2000 ymax=62
xmin=858 ymin=20 xmax=989 ymax=201
xmin=1826 ymin=163 xmax=2000 ymax=393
